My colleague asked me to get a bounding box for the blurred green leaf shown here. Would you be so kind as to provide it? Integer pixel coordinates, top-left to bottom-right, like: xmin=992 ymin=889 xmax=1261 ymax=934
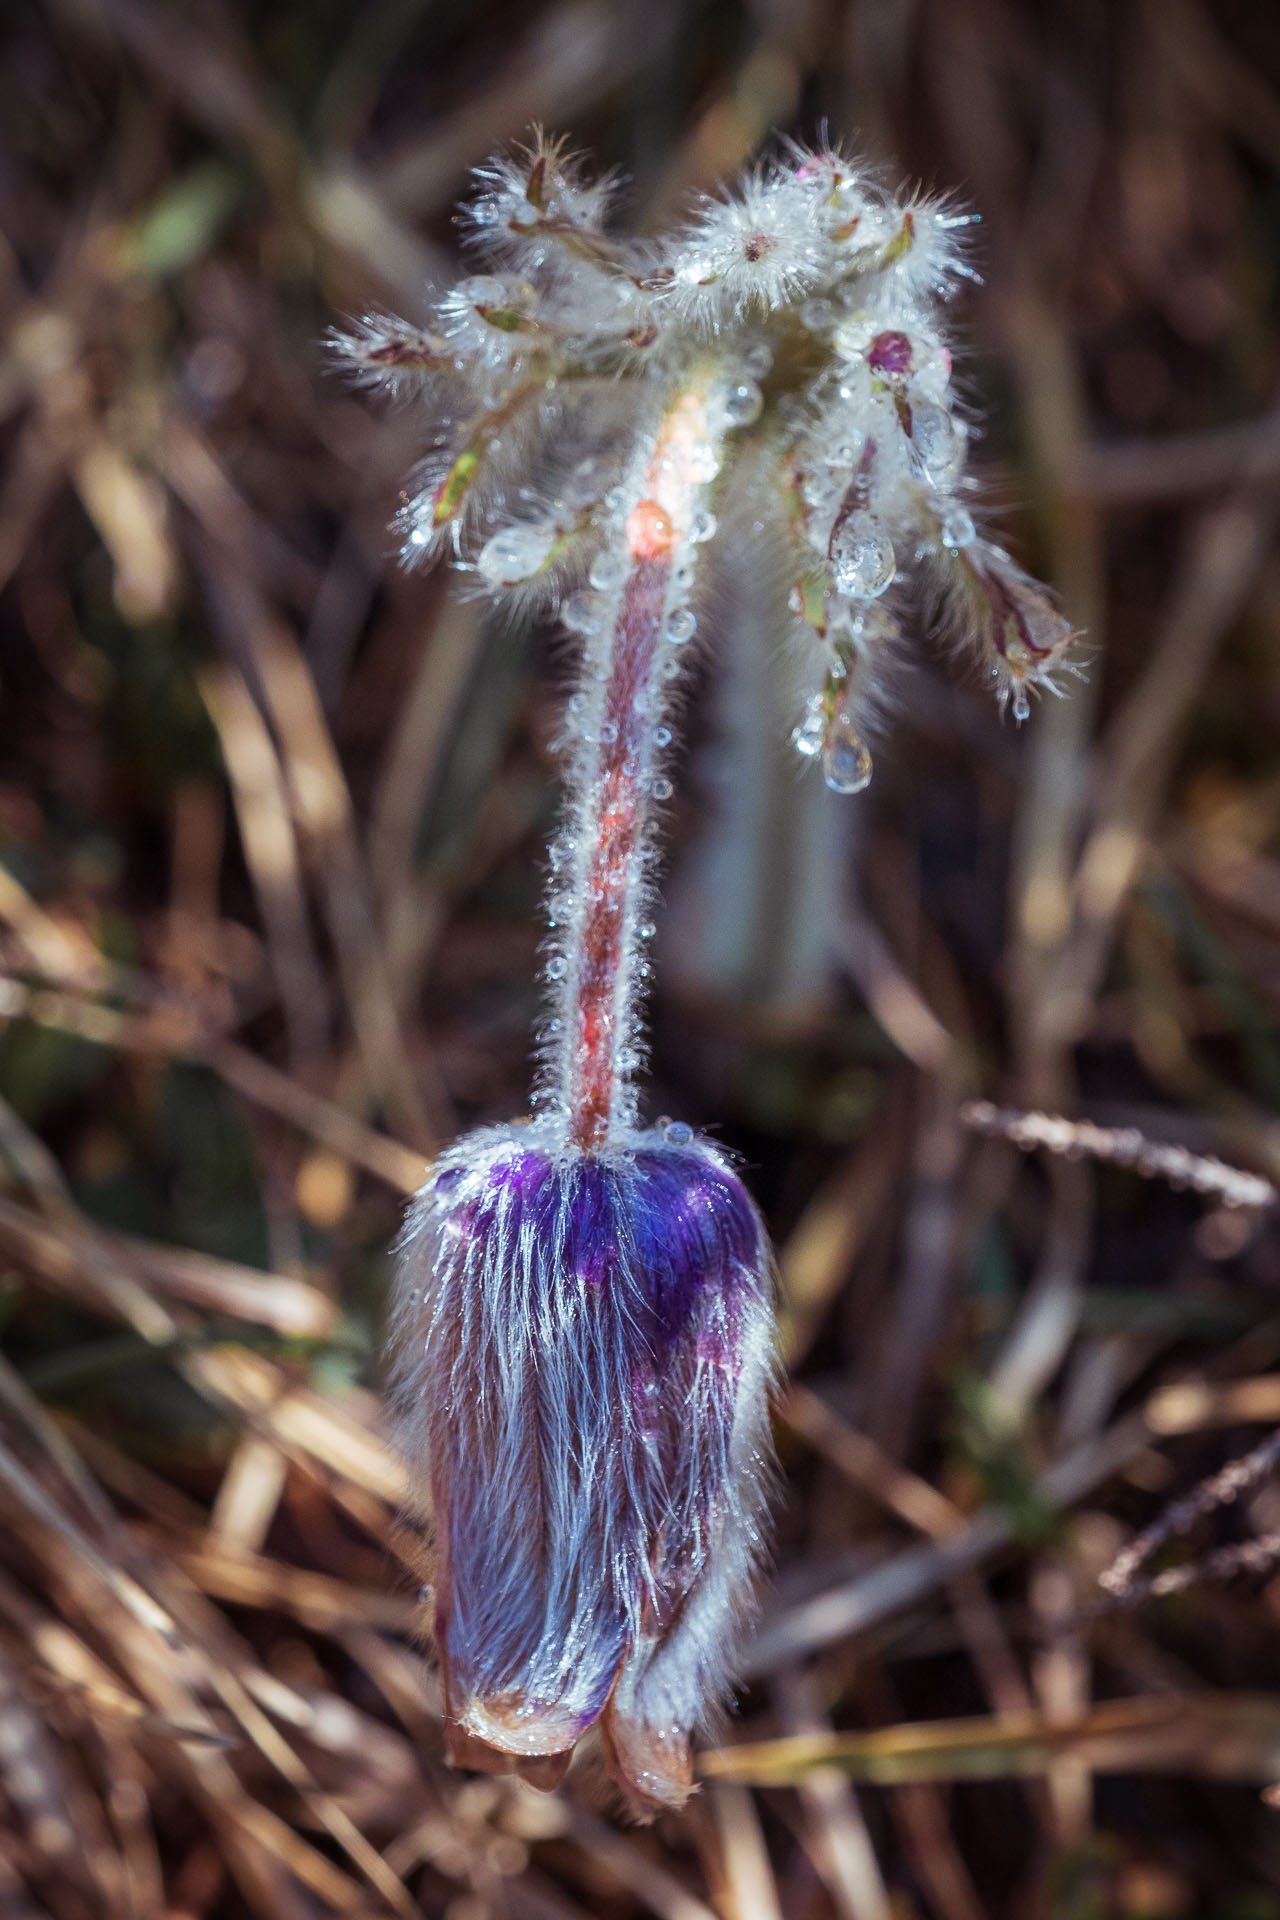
xmin=948 ymin=1367 xmax=1065 ymax=1547
xmin=0 ymin=1022 xmax=110 ymax=1127
xmin=119 ymin=160 xmax=244 ymax=281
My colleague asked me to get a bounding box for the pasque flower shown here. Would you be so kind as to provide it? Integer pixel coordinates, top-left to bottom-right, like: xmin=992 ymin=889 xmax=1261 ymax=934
xmin=381 ymin=347 xmax=779 ymax=1809
xmin=338 ymin=131 xmax=1077 ymax=1808
xmin=391 ymin=1123 xmax=774 ymax=1806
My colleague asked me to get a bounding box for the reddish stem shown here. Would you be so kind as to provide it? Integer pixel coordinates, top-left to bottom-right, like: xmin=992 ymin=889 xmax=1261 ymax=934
xmin=568 ymin=553 xmax=671 ymax=1150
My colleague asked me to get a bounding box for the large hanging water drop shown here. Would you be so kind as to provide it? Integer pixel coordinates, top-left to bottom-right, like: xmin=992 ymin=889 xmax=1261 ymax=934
xmin=821 ymin=708 xmax=874 ymax=795
xmin=830 ymin=514 xmax=895 ymax=599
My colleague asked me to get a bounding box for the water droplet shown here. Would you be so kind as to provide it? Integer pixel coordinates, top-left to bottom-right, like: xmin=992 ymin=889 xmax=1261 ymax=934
xmin=627 ymin=498 xmax=674 ymax=558
xmin=663 ymin=1118 xmax=694 ymax=1145
xmin=802 ymin=296 xmax=837 ymax=333
xmin=939 ymin=506 xmax=975 ymax=548
xmin=822 ymin=711 xmax=874 ymax=795
xmin=408 ymin=526 xmax=431 ymax=548
xmin=911 ymin=336 xmax=952 ymax=398
xmin=910 ymin=401 xmax=962 ymax=480
xmin=791 ymin=697 xmax=825 ymax=759
xmin=689 ymin=510 xmax=717 ymax=544
xmin=477 ymin=523 xmax=556 ymax=587
xmin=665 ymin=608 xmax=697 ymax=644
xmin=723 ymin=379 xmax=763 ymax=427
xmin=546 ymin=955 xmax=568 ymax=980
xmin=661 ymin=657 xmax=683 ymax=680
xmin=457 ymin=275 xmax=507 ymax=308
xmin=638 ymin=920 xmax=656 ymax=939
xmin=651 ymin=775 xmax=674 ymax=800
xmin=562 ymin=590 xmax=600 ymax=634
xmin=1010 ymin=685 xmax=1031 ymax=723
xmin=832 ymin=313 xmax=875 ymax=358
xmin=678 ymin=253 xmax=716 ymax=287
xmin=830 ymin=514 xmax=895 ymax=599
xmin=653 ymin=725 xmax=672 ymax=747
xmin=588 ymin=548 xmax=627 ymax=591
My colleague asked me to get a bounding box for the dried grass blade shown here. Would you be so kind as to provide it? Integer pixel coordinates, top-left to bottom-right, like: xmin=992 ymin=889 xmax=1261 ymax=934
xmin=701 ymin=1693 xmax=1280 ymax=1787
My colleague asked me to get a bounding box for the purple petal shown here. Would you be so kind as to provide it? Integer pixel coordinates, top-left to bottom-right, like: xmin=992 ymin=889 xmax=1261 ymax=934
xmin=389 ymin=1120 xmax=776 ymax=1795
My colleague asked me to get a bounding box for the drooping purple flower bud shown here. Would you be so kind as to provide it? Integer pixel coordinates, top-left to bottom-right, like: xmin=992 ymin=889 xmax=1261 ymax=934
xmin=390 ymin=1120 xmax=776 ymax=1809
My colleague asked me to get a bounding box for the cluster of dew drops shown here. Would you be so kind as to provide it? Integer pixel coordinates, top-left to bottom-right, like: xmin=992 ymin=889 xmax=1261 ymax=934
xmin=333 ymin=133 xmax=1079 ymax=802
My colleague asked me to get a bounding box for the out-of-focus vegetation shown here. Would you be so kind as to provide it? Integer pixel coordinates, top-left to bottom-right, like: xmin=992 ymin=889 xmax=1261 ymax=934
xmin=2 ymin=0 xmax=1280 ymax=1913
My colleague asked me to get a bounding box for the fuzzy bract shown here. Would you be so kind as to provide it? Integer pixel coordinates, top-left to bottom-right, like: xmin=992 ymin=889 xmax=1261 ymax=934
xmin=332 ymin=130 xmax=1080 ymax=799
xmin=391 ymin=1123 xmax=776 ymax=1809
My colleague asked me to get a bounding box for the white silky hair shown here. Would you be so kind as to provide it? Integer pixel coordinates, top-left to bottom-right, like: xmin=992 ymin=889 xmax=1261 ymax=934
xmin=388 ymin=1121 xmax=777 ymax=1781
xmin=331 ymin=130 xmax=1078 ymax=747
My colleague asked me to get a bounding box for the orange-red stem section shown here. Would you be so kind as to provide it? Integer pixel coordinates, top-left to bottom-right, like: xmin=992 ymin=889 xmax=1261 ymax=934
xmin=567 ymin=552 xmax=671 ymax=1151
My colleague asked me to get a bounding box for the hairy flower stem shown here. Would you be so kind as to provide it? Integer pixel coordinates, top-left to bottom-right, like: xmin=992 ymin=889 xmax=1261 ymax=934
xmin=567 ymin=554 xmax=669 ymax=1148
xmin=552 ymin=374 xmax=725 ymax=1150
